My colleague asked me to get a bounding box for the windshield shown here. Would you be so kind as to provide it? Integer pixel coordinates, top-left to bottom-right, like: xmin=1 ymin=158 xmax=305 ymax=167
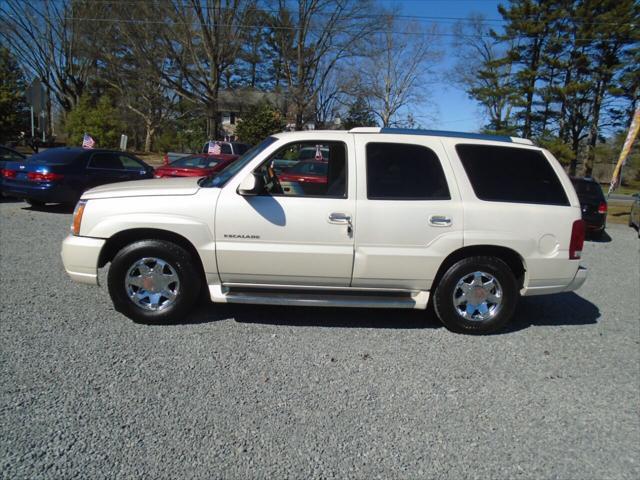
xmin=200 ymin=136 xmax=278 ymax=188
xmin=287 ymin=161 xmax=328 ymax=175
xmin=171 ymin=155 xmax=218 ymax=168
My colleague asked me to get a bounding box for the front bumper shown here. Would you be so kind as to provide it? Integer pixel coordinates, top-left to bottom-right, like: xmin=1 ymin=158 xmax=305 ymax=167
xmin=61 ymin=235 xmax=105 ymax=285
xmin=564 ymin=266 xmax=588 ymax=292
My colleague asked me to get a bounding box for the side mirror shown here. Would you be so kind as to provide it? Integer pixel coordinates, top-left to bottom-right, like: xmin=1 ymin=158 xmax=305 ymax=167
xmin=237 ymin=172 xmax=264 ymax=196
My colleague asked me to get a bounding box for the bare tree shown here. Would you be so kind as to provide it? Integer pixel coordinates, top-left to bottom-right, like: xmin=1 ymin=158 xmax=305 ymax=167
xmin=0 ymin=0 xmax=98 ymax=115
xmin=451 ymin=15 xmax=516 ymax=134
xmin=123 ymin=0 xmax=257 ymax=138
xmin=96 ymin=4 xmax=177 ymax=152
xmin=354 ymin=15 xmax=440 ymax=127
xmin=268 ymin=0 xmax=379 ymax=130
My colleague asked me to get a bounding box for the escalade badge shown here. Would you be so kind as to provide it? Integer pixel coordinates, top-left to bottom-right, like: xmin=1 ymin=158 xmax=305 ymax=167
xmin=224 ymin=234 xmax=260 ymax=239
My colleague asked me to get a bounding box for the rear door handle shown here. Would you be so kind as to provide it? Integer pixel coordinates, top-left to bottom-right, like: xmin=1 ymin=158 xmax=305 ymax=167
xmin=328 ymin=212 xmax=352 ymax=225
xmin=429 ymin=215 xmax=452 ymax=227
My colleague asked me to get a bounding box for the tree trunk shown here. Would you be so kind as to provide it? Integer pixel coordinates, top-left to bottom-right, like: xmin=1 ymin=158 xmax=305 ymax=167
xmin=144 ymin=122 xmax=154 ymax=153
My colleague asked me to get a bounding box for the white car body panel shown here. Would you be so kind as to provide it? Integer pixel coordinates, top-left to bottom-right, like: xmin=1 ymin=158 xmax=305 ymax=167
xmin=61 ymin=129 xmax=587 ymax=311
xmin=214 ymin=133 xmax=356 ymax=286
xmin=350 ymin=134 xmax=464 ymax=290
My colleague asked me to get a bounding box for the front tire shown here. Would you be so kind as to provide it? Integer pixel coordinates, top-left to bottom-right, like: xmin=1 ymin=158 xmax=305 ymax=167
xmin=107 ymin=239 xmax=202 ymax=324
xmin=433 ymin=256 xmax=519 ymax=334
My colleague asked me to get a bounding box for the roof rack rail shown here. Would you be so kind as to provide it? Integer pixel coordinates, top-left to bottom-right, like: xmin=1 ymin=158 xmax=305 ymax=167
xmin=369 ymin=127 xmax=533 ymax=145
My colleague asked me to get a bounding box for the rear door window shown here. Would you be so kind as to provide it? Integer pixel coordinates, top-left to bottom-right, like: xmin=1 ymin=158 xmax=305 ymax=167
xmin=456 ymin=144 xmax=569 ymax=206
xmin=119 ymin=155 xmax=145 ymax=170
xmin=366 ymin=143 xmax=450 ymax=200
xmin=89 ymin=153 xmax=123 ymax=170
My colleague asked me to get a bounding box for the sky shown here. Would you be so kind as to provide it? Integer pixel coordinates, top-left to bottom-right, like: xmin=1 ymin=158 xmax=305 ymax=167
xmin=379 ymin=0 xmax=502 ymax=132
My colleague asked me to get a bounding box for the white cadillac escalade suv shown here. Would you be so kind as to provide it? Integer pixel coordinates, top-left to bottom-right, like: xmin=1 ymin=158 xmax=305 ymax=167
xmin=61 ymin=128 xmax=587 ymax=334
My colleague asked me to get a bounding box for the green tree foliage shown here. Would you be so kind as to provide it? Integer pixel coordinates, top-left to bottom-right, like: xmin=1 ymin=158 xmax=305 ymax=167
xmin=64 ymin=95 xmax=124 ymax=148
xmin=461 ymin=0 xmax=639 ymax=175
xmin=235 ymin=102 xmax=285 ymax=145
xmin=342 ymin=97 xmax=377 ymax=130
xmin=0 ymin=47 xmax=30 ymax=143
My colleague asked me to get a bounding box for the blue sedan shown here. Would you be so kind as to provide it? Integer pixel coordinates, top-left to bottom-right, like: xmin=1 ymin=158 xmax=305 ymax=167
xmin=1 ymin=147 xmax=154 ymax=207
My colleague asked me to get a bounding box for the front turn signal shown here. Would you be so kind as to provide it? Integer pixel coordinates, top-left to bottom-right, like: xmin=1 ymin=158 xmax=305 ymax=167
xmin=71 ymin=200 xmax=87 ymax=236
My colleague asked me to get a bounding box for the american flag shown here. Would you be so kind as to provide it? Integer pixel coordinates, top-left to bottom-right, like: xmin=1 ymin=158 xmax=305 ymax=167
xmin=82 ymin=133 xmax=95 ymax=149
xmin=208 ymin=141 xmax=221 ymax=155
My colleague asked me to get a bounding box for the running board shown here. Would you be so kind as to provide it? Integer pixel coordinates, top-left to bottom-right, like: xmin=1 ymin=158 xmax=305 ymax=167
xmin=208 ymin=284 xmax=429 ymax=310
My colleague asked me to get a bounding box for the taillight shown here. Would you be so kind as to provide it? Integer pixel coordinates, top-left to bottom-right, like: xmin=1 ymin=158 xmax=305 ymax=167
xmin=569 ymin=219 xmax=585 ymax=260
xmin=27 ymin=171 xmax=64 ymax=182
xmin=2 ymin=169 xmax=16 ymax=179
xmin=598 ymin=201 xmax=607 ymax=214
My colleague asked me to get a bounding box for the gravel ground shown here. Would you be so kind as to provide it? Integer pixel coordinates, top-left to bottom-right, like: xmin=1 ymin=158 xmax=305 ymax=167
xmin=1 ymin=198 xmax=638 ymax=480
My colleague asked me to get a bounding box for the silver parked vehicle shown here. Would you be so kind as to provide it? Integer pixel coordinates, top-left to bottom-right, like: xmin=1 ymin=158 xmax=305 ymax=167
xmin=630 ymin=193 xmax=640 ymax=238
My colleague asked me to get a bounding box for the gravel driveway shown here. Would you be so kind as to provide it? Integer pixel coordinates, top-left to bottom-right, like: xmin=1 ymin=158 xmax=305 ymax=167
xmin=1 ymin=198 xmax=638 ymax=479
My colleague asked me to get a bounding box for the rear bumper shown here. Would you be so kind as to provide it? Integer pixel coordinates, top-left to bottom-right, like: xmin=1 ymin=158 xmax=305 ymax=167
xmin=583 ymin=213 xmax=606 ymax=231
xmin=564 ymin=265 xmax=588 ymax=292
xmin=521 ymin=264 xmax=588 ymax=296
xmin=2 ymin=181 xmax=78 ymax=203
xmin=61 ymin=235 xmax=105 ymax=285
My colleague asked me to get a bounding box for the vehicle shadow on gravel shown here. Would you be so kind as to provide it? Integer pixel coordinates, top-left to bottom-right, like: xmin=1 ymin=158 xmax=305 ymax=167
xmin=586 ymin=231 xmax=612 ymax=243
xmin=0 ymin=195 xmax=22 ymax=203
xmin=504 ymin=292 xmax=600 ymax=333
xmin=183 ymin=292 xmax=599 ymax=333
xmin=184 ymin=302 xmax=432 ymax=329
xmin=21 ymin=203 xmax=75 ymax=214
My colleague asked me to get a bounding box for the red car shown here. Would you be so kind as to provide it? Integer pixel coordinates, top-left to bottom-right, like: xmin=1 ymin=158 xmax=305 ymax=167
xmin=154 ymin=154 xmax=237 ymax=178
xmin=278 ymin=160 xmax=328 ymax=184
xmin=277 ymin=160 xmax=329 ymax=196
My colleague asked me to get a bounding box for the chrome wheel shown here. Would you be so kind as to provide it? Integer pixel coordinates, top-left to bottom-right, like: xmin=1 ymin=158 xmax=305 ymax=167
xmin=452 ymin=271 xmax=503 ymax=322
xmin=125 ymin=257 xmax=180 ymax=311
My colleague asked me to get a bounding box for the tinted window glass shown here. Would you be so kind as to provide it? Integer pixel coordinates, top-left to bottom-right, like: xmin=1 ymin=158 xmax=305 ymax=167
xmin=120 ymin=155 xmax=144 ymax=170
xmin=0 ymin=147 xmax=25 ymax=161
xmin=366 ymin=143 xmax=450 ymax=200
xmin=172 ymin=155 xmax=207 ymax=168
xmin=89 ymin=153 xmax=123 ymax=170
xmin=233 ymin=143 xmax=249 ymax=154
xmin=572 ymin=179 xmax=604 ymax=199
xmin=220 ymin=143 xmax=232 ymax=154
xmin=456 ymin=145 xmax=569 ymax=206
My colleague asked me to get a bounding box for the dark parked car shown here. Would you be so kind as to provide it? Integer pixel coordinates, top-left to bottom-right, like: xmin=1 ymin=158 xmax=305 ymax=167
xmin=1 ymin=147 xmax=154 ymax=207
xmin=0 ymin=145 xmax=27 ymax=196
xmin=571 ymin=177 xmax=607 ymax=237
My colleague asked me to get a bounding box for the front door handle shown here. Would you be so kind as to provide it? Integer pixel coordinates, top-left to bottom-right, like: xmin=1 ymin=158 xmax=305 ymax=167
xmin=429 ymin=215 xmax=452 ymax=227
xmin=328 ymin=212 xmax=352 ymax=225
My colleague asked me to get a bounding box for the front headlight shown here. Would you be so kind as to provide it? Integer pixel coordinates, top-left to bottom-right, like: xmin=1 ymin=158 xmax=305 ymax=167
xmin=71 ymin=200 xmax=87 ymax=236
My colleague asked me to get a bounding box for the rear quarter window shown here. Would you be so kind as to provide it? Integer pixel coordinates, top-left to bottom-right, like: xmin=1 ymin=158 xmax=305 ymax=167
xmin=456 ymin=144 xmax=569 ymax=206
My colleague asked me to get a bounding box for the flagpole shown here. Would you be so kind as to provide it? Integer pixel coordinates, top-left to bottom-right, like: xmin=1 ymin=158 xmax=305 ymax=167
xmin=608 ymin=107 xmax=640 ymax=198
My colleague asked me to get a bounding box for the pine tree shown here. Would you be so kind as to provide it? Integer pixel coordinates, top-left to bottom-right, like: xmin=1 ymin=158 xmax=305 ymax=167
xmin=342 ymin=97 xmax=377 ymax=130
xmin=0 ymin=47 xmax=30 ymax=144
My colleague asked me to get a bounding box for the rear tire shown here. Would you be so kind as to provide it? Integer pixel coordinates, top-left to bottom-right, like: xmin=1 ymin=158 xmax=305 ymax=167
xmin=107 ymin=239 xmax=202 ymax=324
xmin=433 ymin=256 xmax=519 ymax=334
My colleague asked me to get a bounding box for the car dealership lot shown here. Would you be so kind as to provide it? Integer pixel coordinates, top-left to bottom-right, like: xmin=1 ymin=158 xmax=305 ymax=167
xmin=1 ymin=199 xmax=638 ymax=479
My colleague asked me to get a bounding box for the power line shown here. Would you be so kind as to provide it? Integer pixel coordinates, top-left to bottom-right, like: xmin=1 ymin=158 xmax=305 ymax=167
xmin=10 ymin=0 xmax=639 ymax=27
xmin=2 ymin=13 xmax=634 ymax=43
